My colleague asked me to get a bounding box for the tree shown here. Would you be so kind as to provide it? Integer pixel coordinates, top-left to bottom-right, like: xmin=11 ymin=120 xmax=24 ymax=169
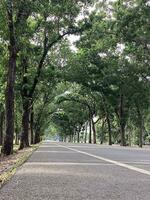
xmin=18 ymin=0 xmax=94 ymax=149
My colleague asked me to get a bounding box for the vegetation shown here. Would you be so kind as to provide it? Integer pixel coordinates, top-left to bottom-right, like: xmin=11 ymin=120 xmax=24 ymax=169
xmin=0 ymin=0 xmax=149 ymax=156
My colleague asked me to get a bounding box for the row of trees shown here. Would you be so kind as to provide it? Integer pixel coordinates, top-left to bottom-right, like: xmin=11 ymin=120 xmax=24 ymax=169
xmin=0 ymin=0 xmax=149 ymax=155
xmin=48 ymin=0 xmax=150 ymax=147
xmin=0 ymin=0 xmax=94 ymax=155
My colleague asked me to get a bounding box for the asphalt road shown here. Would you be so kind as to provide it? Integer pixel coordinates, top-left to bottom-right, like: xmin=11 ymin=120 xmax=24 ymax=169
xmin=0 ymin=142 xmax=150 ymax=200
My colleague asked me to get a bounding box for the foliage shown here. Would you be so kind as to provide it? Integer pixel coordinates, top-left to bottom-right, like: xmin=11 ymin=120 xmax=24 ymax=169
xmin=0 ymin=0 xmax=149 ymax=154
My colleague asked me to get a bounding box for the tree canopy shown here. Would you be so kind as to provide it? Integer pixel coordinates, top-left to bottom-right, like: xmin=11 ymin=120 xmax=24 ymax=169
xmin=0 ymin=0 xmax=149 ymax=155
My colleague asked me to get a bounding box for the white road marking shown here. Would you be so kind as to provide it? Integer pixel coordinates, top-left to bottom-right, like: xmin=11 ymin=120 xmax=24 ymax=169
xmin=57 ymin=144 xmax=150 ymax=176
xmin=60 ymin=144 xmax=150 ymax=151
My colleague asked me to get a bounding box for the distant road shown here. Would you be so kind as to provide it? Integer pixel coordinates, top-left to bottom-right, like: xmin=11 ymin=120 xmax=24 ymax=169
xmin=0 ymin=142 xmax=150 ymax=200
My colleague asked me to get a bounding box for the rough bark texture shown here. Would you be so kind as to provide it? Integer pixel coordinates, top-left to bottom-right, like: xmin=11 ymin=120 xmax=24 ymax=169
xmin=20 ymin=100 xmax=30 ymax=149
xmin=20 ymin=59 xmax=30 ymax=149
xmin=0 ymin=111 xmax=4 ymax=145
xmin=2 ymin=1 xmax=17 ymax=155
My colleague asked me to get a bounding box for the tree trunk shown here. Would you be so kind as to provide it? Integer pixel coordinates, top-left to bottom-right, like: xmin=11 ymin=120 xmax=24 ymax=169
xmin=34 ymin=128 xmax=41 ymax=144
xmin=69 ymin=134 xmax=73 ymax=143
xmin=119 ymin=94 xmax=126 ymax=146
xmin=19 ymin=100 xmax=30 ymax=149
xmin=15 ymin=118 xmax=20 ymax=145
xmin=2 ymin=2 xmax=17 ymax=155
xmin=0 ymin=111 xmax=4 ymax=145
xmin=89 ymin=120 xmax=92 ymax=144
xmin=77 ymin=131 xmax=80 ymax=143
xmin=71 ymin=134 xmax=73 ymax=143
xmin=100 ymin=119 xmax=105 ymax=144
xmin=73 ymin=131 xmax=76 ymax=143
xmin=20 ymin=58 xmax=30 ymax=149
xmin=137 ymin=106 xmax=143 ymax=148
xmin=102 ymin=98 xmax=112 ymax=145
xmin=30 ymin=107 xmax=34 ymax=144
xmin=139 ymin=124 xmax=143 ymax=148
xmin=120 ymin=123 xmax=126 ymax=146
xmin=92 ymin=118 xmax=96 ymax=144
xmin=128 ymin=129 xmax=132 ymax=147
xmin=84 ymin=122 xmax=88 ymax=143
xmin=106 ymin=113 xmax=112 ymax=145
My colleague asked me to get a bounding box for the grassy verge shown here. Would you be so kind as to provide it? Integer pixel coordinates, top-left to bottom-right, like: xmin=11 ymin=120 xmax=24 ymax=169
xmin=0 ymin=144 xmax=39 ymax=188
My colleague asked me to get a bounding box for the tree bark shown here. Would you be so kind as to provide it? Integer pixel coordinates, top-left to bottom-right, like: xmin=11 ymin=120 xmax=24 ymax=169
xmin=92 ymin=118 xmax=96 ymax=144
xmin=119 ymin=94 xmax=126 ymax=146
xmin=106 ymin=113 xmax=112 ymax=145
xmin=73 ymin=131 xmax=76 ymax=143
xmin=0 ymin=111 xmax=4 ymax=145
xmin=15 ymin=117 xmax=20 ymax=145
xmin=30 ymin=106 xmax=34 ymax=144
xmin=69 ymin=134 xmax=73 ymax=143
xmin=128 ymin=129 xmax=132 ymax=147
xmin=89 ymin=120 xmax=92 ymax=144
xmin=2 ymin=1 xmax=17 ymax=155
xmin=100 ymin=119 xmax=105 ymax=144
xmin=84 ymin=122 xmax=88 ymax=143
xmin=137 ymin=106 xmax=143 ymax=148
xmin=19 ymin=100 xmax=30 ymax=149
xmin=20 ymin=58 xmax=30 ymax=149
xmin=77 ymin=131 xmax=80 ymax=143
xmin=34 ymin=128 xmax=41 ymax=144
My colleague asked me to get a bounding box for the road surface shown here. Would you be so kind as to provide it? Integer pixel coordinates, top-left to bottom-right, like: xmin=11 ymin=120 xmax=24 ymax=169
xmin=0 ymin=142 xmax=150 ymax=200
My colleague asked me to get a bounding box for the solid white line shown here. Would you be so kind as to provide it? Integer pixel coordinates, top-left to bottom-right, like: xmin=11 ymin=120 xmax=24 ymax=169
xmin=57 ymin=143 xmax=150 ymax=151
xmin=57 ymin=144 xmax=150 ymax=176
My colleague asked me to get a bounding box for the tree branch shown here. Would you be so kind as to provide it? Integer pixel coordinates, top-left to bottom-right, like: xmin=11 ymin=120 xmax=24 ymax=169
xmin=29 ymin=27 xmax=85 ymax=98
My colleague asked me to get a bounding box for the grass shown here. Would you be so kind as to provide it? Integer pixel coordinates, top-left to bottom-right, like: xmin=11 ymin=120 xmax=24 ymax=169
xmin=0 ymin=144 xmax=39 ymax=188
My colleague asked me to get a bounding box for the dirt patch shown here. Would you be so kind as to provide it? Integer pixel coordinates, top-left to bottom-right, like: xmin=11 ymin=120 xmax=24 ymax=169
xmin=0 ymin=145 xmax=39 ymax=188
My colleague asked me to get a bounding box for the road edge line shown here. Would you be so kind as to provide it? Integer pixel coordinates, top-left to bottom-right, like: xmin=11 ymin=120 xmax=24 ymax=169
xmin=57 ymin=144 xmax=150 ymax=176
